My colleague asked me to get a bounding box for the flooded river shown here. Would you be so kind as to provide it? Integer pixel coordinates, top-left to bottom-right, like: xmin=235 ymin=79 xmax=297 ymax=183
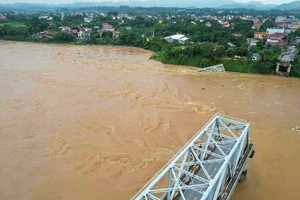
xmin=0 ymin=41 xmax=299 ymax=200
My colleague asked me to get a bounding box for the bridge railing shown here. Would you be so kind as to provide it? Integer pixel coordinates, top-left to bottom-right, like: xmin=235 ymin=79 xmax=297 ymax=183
xmin=131 ymin=112 xmax=251 ymax=200
xmin=131 ymin=112 xmax=220 ymax=200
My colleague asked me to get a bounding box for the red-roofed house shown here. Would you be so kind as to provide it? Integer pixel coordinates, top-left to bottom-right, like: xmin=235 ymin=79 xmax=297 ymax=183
xmin=0 ymin=13 xmax=6 ymax=19
xmin=71 ymin=30 xmax=78 ymax=36
xmin=254 ymin=32 xmax=267 ymax=40
xmin=60 ymin=26 xmax=70 ymax=31
xmin=102 ymin=23 xmax=115 ymax=32
xmin=48 ymin=24 xmax=55 ymax=28
xmin=266 ymin=33 xmax=287 ymax=46
xmin=268 ymin=33 xmax=285 ymax=40
xmin=232 ymin=33 xmax=242 ymax=37
xmin=252 ymin=21 xmax=261 ymax=30
xmin=275 ymin=41 xmax=288 ymax=47
xmin=102 ymin=23 xmax=110 ymax=27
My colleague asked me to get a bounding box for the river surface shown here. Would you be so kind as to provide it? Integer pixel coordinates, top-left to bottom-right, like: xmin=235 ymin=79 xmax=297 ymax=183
xmin=0 ymin=41 xmax=299 ymax=200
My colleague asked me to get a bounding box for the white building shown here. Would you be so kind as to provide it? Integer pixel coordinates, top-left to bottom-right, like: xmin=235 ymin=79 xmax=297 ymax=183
xmin=252 ymin=53 xmax=260 ymax=61
xmin=266 ymin=28 xmax=285 ymax=35
xmin=164 ymin=34 xmax=189 ymax=44
xmin=84 ymin=17 xmax=93 ymax=23
xmin=275 ymin=16 xmax=287 ymax=23
xmin=205 ymin=22 xmax=212 ymax=27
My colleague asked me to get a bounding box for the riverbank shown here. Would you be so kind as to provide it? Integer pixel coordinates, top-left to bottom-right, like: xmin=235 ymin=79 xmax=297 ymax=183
xmin=151 ymin=52 xmax=259 ymax=74
xmin=1 ymin=37 xmax=299 ymax=77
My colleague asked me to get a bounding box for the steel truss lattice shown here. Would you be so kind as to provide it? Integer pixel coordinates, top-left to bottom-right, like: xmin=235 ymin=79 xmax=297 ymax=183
xmin=131 ymin=113 xmax=252 ymax=200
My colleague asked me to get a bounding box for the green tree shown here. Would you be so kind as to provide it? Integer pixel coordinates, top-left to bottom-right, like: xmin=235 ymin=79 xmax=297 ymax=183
xmin=259 ymin=49 xmax=273 ymax=62
xmin=291 ymin=56 xmax=300 ymax=77
xmin=53 ymin=33 xmax=75 ymax=42
xmin=256 ymin=62 xmax=272 ymax=74
xmin=227 ymin=49 xmax=234 ymax=58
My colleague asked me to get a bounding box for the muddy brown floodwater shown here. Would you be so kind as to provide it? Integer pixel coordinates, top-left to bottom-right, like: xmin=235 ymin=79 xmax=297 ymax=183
xmin=0 ymin=41 xmax=300 ymax=200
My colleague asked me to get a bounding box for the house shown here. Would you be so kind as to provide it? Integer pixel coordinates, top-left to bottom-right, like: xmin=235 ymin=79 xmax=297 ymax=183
xmin=117 ymin=14 xmax=129 ymax=19
xmin=60 ymin=26 xmax=71 ymax=32
xmin=83 ymin=27 xmax=92 ymax=32
xmin=254 ymin=32 xmax=267 ymax=40
xmin=39 ymin=15 xmax=52 ymax=21
xmin=268 ymin=33 xmax=285 ymax=40
xmin=78 ymin=30 xmax=85 ymax=39
xmin=275 ymin=16 xmax=287 ymax=23
xmin=38 ymin=30 xmax=52 ymax=38
xmin=266 ymin=33 xmax=287 ymax=46
xmin=252 ymin=53 xmax=260 ymax=61
xmin=0 ymin=13 xmax=6 ymax=19
xmin=228 ymin=42 xmax=236 ymax=48
xmin=266 ymin=28 xmax=285 ymax=35
xmin=247 ymin=38 xmax=259 ymax=47
xmin=284 ymin=28 xmax=294 ymax=34
xmin=164 ymin=34 xmax=189 ymax=44
xmin=102 ymin=23 xmax=115 ymax=32
xmin=205 ymin=22 xmax=211 ymax=27
xmin=276 ymin=22 xmax=288 ymax=28
xmin=222 ymin=24 xmax=230 ymax=28
xmin=232 ymin=33 xmax=242 ymax=37
xmin=78 ymin=29 xmax=91 ymax=40
xmin=84 ymin=17 xmax=93 ymax=23
xmin=252 ymin=21 xmax=261 ymax=30
xmin=48 ymin=24 xmax=55 ymax=28
xmin=71 ymin=30 xmax=78 ymax=36
xmin=112 ymin=31 xmax=120 ymax=39
xmin=119 ymin=26 xmax=132 ymax=30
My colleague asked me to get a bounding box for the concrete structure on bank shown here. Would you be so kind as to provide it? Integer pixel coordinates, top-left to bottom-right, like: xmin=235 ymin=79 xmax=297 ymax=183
xmin=276 ymin=54 xmax=293 ymax=76
xmin=195 ymin=64 xmax=225 ymax=72
xmin=276 ymin=46 xmax=298 ymax=77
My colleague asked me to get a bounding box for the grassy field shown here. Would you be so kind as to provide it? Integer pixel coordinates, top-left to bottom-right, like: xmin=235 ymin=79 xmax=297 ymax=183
xmin=0 ymin=22 xmax=26 ymax=27
xmin=223 ymin=60 xmax=257 ymax=74
xmin=153 ymin=52 xmax=259 ymax=74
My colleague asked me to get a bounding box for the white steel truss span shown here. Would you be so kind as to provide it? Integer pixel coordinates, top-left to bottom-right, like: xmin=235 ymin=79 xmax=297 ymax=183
xmin=131 ymin=113 xmax=251 ymax=200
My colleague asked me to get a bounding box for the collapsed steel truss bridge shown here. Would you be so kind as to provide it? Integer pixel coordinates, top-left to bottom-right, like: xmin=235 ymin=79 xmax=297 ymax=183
xmin=131 ymin=113 xmax=255 ymax=200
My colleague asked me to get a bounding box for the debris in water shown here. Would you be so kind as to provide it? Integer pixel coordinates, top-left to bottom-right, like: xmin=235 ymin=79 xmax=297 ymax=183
xmin=292 ymin=126 xmax=300 ymax=131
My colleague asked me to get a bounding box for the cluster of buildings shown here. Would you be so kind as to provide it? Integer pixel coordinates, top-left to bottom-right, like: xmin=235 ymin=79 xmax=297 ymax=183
xmin=0 ymin=13 xmax=7 ymax=19
xmin=31 ymin=11 xmax=133 ymax=40
xmin=34 ymin=22 xmax=122 ymax=40
xmin=98 ymin=22 xmax=120 ymax=39
xmin=275 ymin=16 xmax=300 ymax=30
xmin=246 ymin=28 xmax=292 ymax=48
xmin=38 ymin=15 xmax=53 ymax=21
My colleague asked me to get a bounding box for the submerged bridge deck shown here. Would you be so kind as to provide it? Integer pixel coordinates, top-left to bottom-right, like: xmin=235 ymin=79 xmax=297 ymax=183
xmin=131 ymin=113 xmax=255 ymax=200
